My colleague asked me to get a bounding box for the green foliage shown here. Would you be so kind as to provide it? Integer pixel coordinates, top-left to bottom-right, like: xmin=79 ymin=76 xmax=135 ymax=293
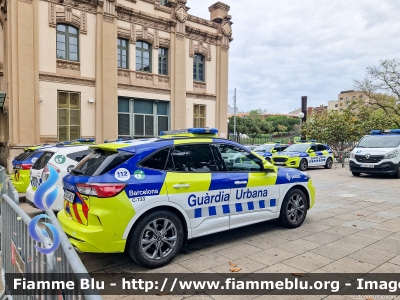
xmin=228 ymin=110 xmax=298 ymax=144
xmin=300 ymin=107 xmax=396 ymax=151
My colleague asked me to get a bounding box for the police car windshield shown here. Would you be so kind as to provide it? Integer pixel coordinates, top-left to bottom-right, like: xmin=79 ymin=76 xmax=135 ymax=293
xmin=254 ymin=145 xmax=274 ymax=152
xmin=283 ymin=144 xmax=310 ymax=152
xmin=357 ymin=135 xmax=400 ymax=148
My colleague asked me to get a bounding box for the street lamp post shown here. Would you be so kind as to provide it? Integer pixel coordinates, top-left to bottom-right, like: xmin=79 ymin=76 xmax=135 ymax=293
xmin=298 ymin=112 xmax=305 ymax=140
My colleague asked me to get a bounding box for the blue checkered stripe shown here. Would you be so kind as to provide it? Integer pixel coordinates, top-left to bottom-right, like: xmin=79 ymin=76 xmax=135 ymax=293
xmin=188 ymin=199 xmax=277 ymax=219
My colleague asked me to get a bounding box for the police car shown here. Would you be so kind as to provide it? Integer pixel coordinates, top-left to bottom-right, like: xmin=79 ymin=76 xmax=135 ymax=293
xmin=253 ymin=143 xmax=289 ymax=162
xmin=58 ymin=128 xmax=316 ymax=268
xmin=11 ymin=146 xmax=49 ymax=193
xmin=271 ymin=141 xmax=334 ymax=171
xmin=26 ymin=143 xmax=94 ymax=210
xmin=349 ymin=129 xmax=400 ymax=178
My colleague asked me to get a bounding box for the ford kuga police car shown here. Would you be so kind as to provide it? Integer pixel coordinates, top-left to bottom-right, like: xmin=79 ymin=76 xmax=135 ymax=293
xmin=271 ymin=142 xmax=334 ymax=171
xmin=349 ymin=129 xmax=400 ymax=178
xmin=58 ymin=128 xmax=316 ymax=268
xmin=11 ymin=146 xmax=49 ymax=193
xmin=253 ymin=143 xmax=289 ymax=162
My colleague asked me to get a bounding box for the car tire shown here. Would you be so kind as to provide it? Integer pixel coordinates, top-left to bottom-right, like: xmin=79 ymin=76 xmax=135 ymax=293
xmin=324 ymin=157 xmax=333 ymax=169
xmin=127 ymin=210 xmax=184 ymax=268
xmin=352 ymin=172 xmax=360 ymax=177
xmin=298 ymin=159 xmax=308 ymax=171
xmin=393 ymin=165 xmax=400 ymax=179
xmin=279 ymin=188 xmax=308 ymax=228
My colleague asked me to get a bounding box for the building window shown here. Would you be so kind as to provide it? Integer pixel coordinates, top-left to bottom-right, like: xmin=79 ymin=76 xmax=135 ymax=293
xmin=117 ymin=38 xmax=129 ymax=69
xmin=193 ymin=54 xmax=205 ymax=82
xmin=193 ymin=104 xmax=206 ymax=128
xmin=335 ymin=104 xmax=338 ymax=107
xmin=159 ymin=0 xmax=168 ymax=5
xmin=359 ymin=95 xmax=363 ymax=99
xmin=136 ymin=41 xmax=152 ymax=73
xmin=58 ymin=91 xmax=81 ymax=142
xmin=158 ymin=48 xmax=168 ymax=75
xmin=340 ymin=98 xmax=343 ymax=101
xmin=118 ymin=98 xmax=169 ymax=137
xmin=56 ymin=24 xmax=79 ymax=61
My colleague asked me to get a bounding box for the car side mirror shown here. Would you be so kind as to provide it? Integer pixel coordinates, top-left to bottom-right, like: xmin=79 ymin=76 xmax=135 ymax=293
xmin=271 ymin=150 xmax=277 ymax=153
xmin=308 ymin=149 xmax=314 ymax=153
xmin=263 ymin=162 xmax=275 ymax=172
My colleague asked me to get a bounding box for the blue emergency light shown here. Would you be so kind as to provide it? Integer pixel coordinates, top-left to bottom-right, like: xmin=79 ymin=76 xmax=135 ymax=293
xmin=160 ymin=128 xmax=218 ymax=136
xmin=76 ymin=138 xmax=95 ymax=143
xmin=370 ymin=129 xmax=400 ymax=135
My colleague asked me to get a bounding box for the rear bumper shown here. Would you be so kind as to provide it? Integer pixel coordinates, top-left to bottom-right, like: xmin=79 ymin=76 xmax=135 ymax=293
xmin=10 ymin=171 xmax=30 ymax=193
xmin=57 ymin=210 xmax=127 ymax=253
xmin=26 ymin=184 xmax=64 ymax=211
xmin=349 ymin=160 xmax=398 ymax=174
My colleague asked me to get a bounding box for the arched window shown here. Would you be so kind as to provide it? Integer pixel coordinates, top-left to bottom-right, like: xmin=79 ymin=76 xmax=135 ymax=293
xmin=193 ymin=54 xmax=205 ymax=82
xmin=136 ymin=41 xmax=152 ymax=73
xmin=56 ymin=24 xmax=79 ymax=61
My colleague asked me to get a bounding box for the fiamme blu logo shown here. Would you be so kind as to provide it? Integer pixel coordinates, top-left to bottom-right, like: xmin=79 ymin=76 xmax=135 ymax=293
xmin=27 ymin=165 xmax=60 ymax=255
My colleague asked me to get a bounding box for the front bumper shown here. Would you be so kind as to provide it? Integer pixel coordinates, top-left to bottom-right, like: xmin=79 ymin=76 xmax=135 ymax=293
xmin=272 ymin=157 xmax=300 ymax=168
xmin=349 ymin=160 xmax=398 ymax=174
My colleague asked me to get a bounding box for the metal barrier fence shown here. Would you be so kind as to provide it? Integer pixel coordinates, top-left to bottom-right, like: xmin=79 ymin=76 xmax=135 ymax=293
xmin=0 ymin=166 xmax=103 ymax=300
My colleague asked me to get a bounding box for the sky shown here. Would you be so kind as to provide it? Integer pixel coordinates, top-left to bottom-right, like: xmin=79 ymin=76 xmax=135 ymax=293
xmin=187 ymin=0 xmax=400 ymax=114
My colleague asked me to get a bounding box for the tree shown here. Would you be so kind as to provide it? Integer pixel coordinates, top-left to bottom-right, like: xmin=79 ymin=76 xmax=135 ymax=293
xmin=354 ymin=59 xmax=400 ymax=127
xmin=301 ymin=108 xmax=396 ymax=151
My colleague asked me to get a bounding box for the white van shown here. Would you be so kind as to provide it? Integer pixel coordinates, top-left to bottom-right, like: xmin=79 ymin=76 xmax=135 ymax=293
xmin=349 ymin=129 xmax=400 ymax=178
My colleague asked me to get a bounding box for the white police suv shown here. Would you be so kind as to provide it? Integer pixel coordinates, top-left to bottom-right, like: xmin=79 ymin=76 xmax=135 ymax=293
xmin=349 ymin=129 xmax=400 ymax=178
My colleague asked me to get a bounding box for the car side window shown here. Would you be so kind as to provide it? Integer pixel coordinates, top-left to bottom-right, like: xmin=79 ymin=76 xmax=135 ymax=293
xmin=310 ymin=145 xmax=318 ymax=152
xmin=281 ymin=146 xmax=288 ymax=151
xmin=170 ymin=144 xmax=217 ymax=172
xmin=317 ymin=145 xmax=327 ymax=151
xmin=215 ymin=143 xmax=263 ymax=172
xmin=140 ymin=147 xmax=174 ymax=171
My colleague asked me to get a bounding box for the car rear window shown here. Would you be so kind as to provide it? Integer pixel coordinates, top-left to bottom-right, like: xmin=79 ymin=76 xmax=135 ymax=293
xmin=66 ymin=149 xmax=91 ymax=162
xmin=32 ymin=152 xmax=54 ymax=170
xmin=71 ymin=149 xmax=134 ymax=176
xmin=15 ymin=152 xmax=32 ymax=162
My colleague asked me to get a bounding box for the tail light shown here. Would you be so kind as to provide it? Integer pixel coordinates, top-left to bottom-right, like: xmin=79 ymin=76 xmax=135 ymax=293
xmin=41 ymin=164 xmax=60 ymax=183
xmin=16 ymin=164 xmax=33 ymax=170
xmin=76 ymin=183 xmax=127 ymax=198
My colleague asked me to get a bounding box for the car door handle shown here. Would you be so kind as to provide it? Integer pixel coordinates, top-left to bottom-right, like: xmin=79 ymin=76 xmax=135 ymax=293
xmin=234 ymin=181 xmax=247 ymax=185
xmin=173 ymin=184 xmax=190 ymax=189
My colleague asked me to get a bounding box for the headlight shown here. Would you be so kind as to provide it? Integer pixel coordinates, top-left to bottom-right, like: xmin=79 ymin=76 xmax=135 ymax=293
xmin=301 ymin=172 xmax=311 ymax=179
xmin=384 ymin=150 xmax=398 ymax=159
xmin=350 ymin=152 xmax=355 ymax=159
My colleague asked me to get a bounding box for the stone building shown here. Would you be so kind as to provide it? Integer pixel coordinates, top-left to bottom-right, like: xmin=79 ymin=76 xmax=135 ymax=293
xmin=0 ymin=0 xmax=233 ymax=169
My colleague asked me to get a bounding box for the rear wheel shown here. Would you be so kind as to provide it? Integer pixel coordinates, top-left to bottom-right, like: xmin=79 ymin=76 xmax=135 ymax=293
xmin=279 ymin=188 xmax=308 ymax=228
xmin=352 ymin=172 xmax=360 ymax=177
xmin=127 ymin=210 xmax=184 ymax=268
xmin=298 ymin=159 xmax=308 ymax=171
xmin=324 ymin=157 xmax=333 ymax=169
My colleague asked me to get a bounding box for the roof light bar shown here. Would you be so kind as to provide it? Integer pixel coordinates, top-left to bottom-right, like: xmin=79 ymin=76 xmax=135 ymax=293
xmin=370 ymin=129 xmax=400 ymax=135
xmin=160 ymin=128 xmax=218 ymax=136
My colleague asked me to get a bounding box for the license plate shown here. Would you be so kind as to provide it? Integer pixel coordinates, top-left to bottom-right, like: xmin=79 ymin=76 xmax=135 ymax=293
xmin=64 ymin=190 xmax=75 ymax=203
xmin=275 ymin=162 xmax=285 ymax=165
xmin=361 ymin=164 xmax=374 ymax=168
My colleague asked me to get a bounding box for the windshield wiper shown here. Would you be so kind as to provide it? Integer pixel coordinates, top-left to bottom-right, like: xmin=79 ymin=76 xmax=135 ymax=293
xmin=70 ymin=168 xmax=83 ymax=175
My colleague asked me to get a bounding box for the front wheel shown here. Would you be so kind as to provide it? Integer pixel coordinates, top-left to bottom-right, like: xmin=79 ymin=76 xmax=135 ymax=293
xmin=393 ymin=165 xmax=400 ymax=179
xmin=279 ymin=188 xmax=308 ymax=228
xmin=324 ymin=157 xmax=333 ymax=169
xmin=127 ymin=210 xmax=184 ymax=268
xmin=298 ymin=159 xmax=308 ymax=171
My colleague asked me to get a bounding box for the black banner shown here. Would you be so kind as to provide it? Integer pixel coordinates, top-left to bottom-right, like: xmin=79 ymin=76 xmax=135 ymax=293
xmin=5 ymin=273 xmax=400 ymax=296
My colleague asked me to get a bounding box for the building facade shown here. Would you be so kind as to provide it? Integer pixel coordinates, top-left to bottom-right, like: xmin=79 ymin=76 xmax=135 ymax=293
xmin=0 ymin=0 xmax=233 ymax=169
